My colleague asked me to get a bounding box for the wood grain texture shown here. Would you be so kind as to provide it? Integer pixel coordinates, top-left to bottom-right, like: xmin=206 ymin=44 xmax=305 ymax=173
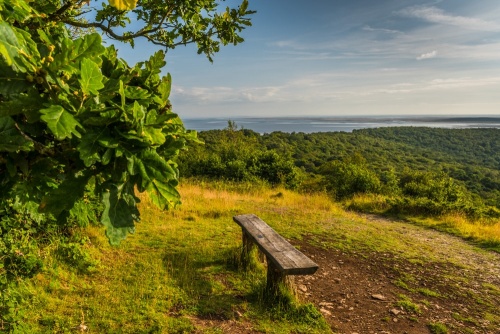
xmin=233 ymin=214 xmax=318 ymax=275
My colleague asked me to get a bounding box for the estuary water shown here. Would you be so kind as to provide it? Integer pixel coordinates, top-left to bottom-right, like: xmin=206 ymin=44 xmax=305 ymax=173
xmin=182 ymin=116 xmax=500 ymax=134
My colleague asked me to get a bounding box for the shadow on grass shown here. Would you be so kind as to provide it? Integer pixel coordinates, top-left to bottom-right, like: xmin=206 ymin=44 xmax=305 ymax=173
xmin=161 ymin=245 xmax=329 ymax=332
xmin=161 ymin=246 xmax=255 ymax=320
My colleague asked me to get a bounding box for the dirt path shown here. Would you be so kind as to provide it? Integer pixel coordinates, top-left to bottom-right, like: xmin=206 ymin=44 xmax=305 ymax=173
xmin=295 ymin=214 xmax=500 ymax=334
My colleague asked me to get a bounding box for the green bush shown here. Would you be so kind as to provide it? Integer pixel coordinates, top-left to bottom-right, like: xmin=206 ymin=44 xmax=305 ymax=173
xmin=178 ymin=127 xmax=301 ymax=188
xmin=322 ymin=160 xmax=381 ymax=200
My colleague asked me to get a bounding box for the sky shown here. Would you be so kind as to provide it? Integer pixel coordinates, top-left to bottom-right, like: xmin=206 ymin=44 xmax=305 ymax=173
xmin=113 ymin=0 xmax=500 ymax=118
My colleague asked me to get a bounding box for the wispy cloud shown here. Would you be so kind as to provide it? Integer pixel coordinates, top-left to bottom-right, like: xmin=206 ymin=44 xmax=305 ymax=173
xmin=269 ymin=40 xmax=300 ymax=48
xmin=173 ymin=86 xmax=287 ymax=104
xmin=173 ymin=72 xmax=500 ymax=107
xmin=416 ymin=50 xmax=437 ymax=60
xmin=398 ymin=5 xmax=500 ymax=31
xmin=363 ymin=25 xmax=402 ymax=34
xmin=426 ymin=77 xmax=500 ymax=90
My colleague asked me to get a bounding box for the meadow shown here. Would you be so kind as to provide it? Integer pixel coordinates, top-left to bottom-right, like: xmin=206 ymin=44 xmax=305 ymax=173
xmin=16 ymin=180 xmax=500 ymax=333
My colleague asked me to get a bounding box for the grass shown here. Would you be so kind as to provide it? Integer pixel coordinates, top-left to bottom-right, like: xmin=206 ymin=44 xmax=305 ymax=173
xmin=348 ymin=194 xmax=500 ymax=252
xmin=393 ymin=277 xmax=443 ymax=299
xmin=16 ymin=180 xmax=500 ymax=332
xmin=451 ymin=312 xmax=478 ymax=326
xmin=412 ymin=214 xmax=500 ymax=252
xmin=427 ymin=322 xmax=449 ymax=334
xmin=395 ymin=294 xmax=421 ymax=315
xmin=483 ymin=282 xmax=500 ymax=296
xmin=417 ymin=288 xmax=442 ymax=298
xmin=21 ymin=181 xmax=333 ymax=333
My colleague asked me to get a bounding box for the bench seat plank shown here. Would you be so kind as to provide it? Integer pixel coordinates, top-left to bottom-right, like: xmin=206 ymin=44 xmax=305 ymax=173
xmin=233 ymin=214 xmax=318 ymax=275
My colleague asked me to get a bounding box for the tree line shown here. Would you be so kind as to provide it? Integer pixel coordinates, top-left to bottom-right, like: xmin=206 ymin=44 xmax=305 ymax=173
xmin=178 ymin=124 xmax=500 ymax=218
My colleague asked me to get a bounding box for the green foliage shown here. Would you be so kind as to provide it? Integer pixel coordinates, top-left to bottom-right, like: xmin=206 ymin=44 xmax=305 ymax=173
xmin=387 ymin=170 xmax=487 ymax=217
xmin=259 ymin=128 xmax=500 ymax=208
xmin=180 ymin=126 xmax=500 ymax=220
xmin=0 ymin=0 xmax=200 ymax=245
xmin=57 ymin=238 xmax=100 ymax=274
xmin=321 ymin=155 xmax=381 ymax=200
xmin=51 ymin=0 xmax=255 ymax=62
xmin=0 ymin=0 xmax=254 ymax=328
xmin=178 ymin=125 xmax=302 ymax=189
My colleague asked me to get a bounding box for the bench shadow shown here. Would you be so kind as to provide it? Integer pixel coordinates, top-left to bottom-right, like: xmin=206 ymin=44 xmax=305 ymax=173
xmin=161 ymin=245 xmax=263 ymax=321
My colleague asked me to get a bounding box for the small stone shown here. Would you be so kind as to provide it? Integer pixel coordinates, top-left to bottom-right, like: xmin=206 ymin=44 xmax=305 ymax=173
xmin=320 ymin=308 xmax=331 ymax=316
xmin=298 ymin=284 xmax=308 ymax=292
xmin=393 ymin=317 xmax=398 ymax=322
xmin=390 ymin=308 xmax=401 ymax=315
xmin=371 ymin=294 xmax=387 ymax=301
xmin=348 ymin=307 xmax=354 ymax=311
xmin=319 ymin=302 xmax=334 ymax=308
xmin=74 ymin=324 xmax=88 ymax=332
xmin=334 ymin=278 xmax=341 ymax=283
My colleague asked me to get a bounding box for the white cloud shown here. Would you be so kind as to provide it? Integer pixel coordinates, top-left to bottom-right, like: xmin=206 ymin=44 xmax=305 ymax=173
xmin=399 ymin=6 xmax=500 ymax=31
xmin=270 ymin=40 xmax=300 ymax=48
xmin=416 ymin=50 xmax=437 ymax=60
xmin=427 ymin=77 xmax=500 ymax=89
xmin=363 ymin=25 xmax=402 ymax=34
xmin=173 ymin=85 xmax=287 ymax=104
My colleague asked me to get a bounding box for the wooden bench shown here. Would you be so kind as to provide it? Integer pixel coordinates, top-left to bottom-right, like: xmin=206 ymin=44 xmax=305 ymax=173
xmin=233 ymin=214 xmax=318 ymax=295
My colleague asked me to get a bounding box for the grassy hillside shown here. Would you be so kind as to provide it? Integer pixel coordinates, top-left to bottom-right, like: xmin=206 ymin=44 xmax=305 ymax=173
xmin=16 ymin=181 xmax=500 ymax=333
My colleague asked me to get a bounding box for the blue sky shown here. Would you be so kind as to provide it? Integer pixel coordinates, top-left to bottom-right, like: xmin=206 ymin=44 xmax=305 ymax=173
xmin=114 ymin=0 xmax=500 ymax=118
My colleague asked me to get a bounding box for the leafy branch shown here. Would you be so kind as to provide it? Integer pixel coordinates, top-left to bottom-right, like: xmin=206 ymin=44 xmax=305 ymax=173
xmin=43 ymin=0 xmax=255 ymax=61
xmin=0 ymin=0 xmax=252 ymax=245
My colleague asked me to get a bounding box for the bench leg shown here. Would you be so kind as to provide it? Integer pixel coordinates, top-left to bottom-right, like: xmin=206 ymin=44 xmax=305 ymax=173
xmin=266 ymin=261 xmax=295 ymax=297
xmin=241 ymin=230 xmax=255 ymax=269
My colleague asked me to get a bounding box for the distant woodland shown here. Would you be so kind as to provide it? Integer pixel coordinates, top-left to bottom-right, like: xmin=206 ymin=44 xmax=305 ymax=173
xmin=178 ymin=125 xmax=500 ymax=218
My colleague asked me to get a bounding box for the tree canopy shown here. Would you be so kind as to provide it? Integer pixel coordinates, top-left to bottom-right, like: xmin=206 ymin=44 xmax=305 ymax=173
xmin=37 ymin=0 xmax=254 ymax=61
xmin=0 ymin=0 xmax=255 ymax=245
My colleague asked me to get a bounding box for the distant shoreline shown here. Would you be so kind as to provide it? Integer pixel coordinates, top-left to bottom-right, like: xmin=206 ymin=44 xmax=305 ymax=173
xmin=182 ymin=115 xmax=500 ymax=134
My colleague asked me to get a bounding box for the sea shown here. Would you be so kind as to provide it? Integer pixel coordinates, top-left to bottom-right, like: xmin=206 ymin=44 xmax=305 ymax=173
xmin=182 ymin=116 xmax=500 ymax=134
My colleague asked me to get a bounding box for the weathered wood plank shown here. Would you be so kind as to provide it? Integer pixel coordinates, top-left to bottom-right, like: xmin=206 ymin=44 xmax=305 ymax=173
xmin=233 ymin=214 xmax=318 ymax=275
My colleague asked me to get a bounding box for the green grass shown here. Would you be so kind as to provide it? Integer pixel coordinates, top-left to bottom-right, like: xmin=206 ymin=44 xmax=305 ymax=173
xmin=20 ymin=182 xmax=333 ymax=333
xmin=417 ymin=288 xmax=442 ymax=298
xmin=395 ymin=294 xmax=421 ymax=315
xmin=451 ymin=312 xmax=478 ymax=326
xmin=15 ymin=180 xmax=500 ymax=332
xmin=347 ymin=194 xmax=500 ymax=252
xmin=427 ymin=322 xmax=448 ymax=334
xmin=483 ymin=282 xmax=500 ymax=296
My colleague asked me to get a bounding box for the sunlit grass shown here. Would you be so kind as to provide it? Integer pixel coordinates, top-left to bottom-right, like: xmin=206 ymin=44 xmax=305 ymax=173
xmin=21 ymin=181 xmax=499 ymax=332
xmin=346 ymin=193 xmax=392 ymax=214
xmin=345 ymin=193 xmax=500 ymax=252
xmin=411 ymin=213 xmax=500 ymax=252
xmin=23 ymin=182 xmax=336 ymax=333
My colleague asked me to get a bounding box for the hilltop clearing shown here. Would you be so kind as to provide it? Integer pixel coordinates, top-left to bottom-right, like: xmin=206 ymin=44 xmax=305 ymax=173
xmin=21 ymin=182 xmax=500 ymax=333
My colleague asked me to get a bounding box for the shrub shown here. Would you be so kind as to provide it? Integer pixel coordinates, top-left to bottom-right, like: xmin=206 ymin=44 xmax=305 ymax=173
xmin=322 ymin=160 xmax=381 ymax=200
